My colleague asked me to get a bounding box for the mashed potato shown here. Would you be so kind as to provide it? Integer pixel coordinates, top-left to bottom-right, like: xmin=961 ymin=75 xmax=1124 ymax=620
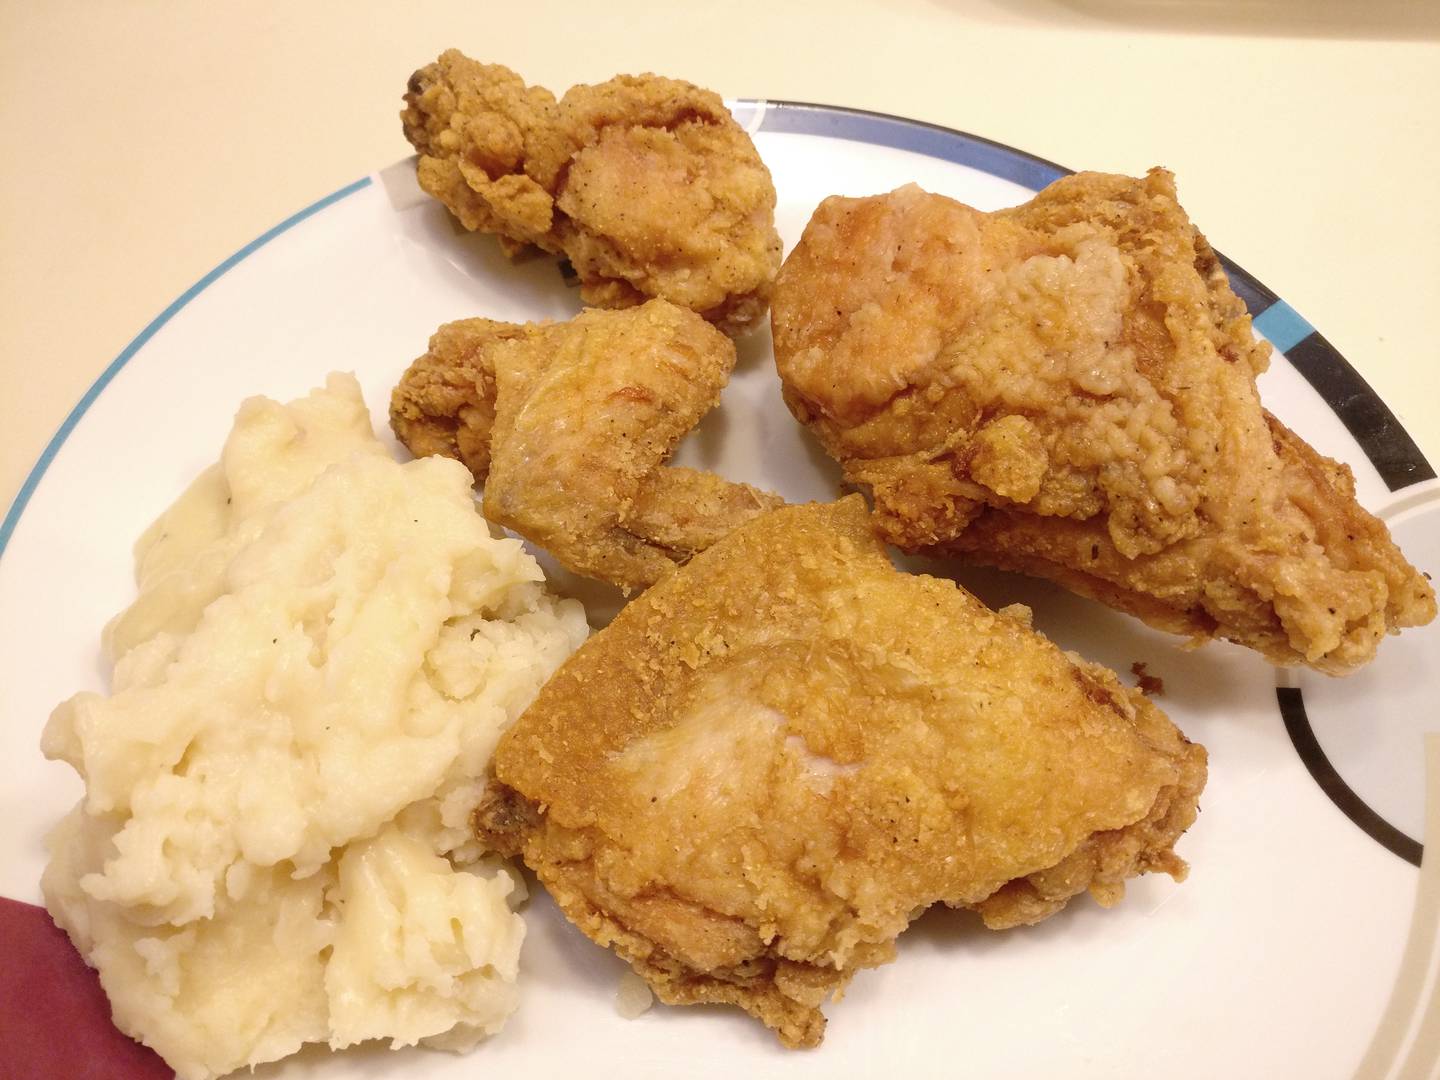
xmin=40 ymin=374 xmax=587 ymax=1079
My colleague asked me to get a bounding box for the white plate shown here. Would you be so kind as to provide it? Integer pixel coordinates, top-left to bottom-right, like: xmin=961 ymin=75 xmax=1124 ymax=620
xmin=3 ymin=103 xmax=1438 ymax=1080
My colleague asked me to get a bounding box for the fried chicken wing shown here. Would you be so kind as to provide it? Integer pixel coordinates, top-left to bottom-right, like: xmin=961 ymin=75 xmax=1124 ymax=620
xmin=772 ymin=170 xmax=1435 ymax=674
xmin=474 ymin=496 xmax=1206 ymax=1047
xmin=390 ymin=300 xmax=781 ymax=592
xmin=402 ymin=51 xmax=781 ymax=333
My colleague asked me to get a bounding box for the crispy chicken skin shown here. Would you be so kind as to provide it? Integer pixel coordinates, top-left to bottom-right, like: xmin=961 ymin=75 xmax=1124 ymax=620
xmin=390 ymin=300 xmax=781 ymax=592
xmin=475 ymin=497 xmax=1206 ymax=1047
xmin=771 ymin=170 xmax=1435 ymax=674
xmin=402 ymin=51 xmax=782 ymax=333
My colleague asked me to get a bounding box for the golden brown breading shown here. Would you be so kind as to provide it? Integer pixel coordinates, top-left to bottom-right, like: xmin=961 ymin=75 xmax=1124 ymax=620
xmin=390 ymin=301 xmax=781 ymax=592
xmin=772 ymin=170 xmax=1435 ymax=674
xmin=388 ymin=316 xmax=529 ymax=478
xmin=476 ymin=497 xmax=1206 ymax=1047
xmin=402 ymin=51 xmax=781 ymax=333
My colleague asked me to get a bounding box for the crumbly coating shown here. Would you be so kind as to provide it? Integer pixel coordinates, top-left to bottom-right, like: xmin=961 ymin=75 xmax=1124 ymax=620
xmin=771 ymin=170 xmax=1435 ymax=673
xmin=390 ymin=301 xmax=782 ymax=592
xmin=476 ymin=497 xmax=1206 ymax=1047
xmin=402 ymin=52 xmax=781 ymax=333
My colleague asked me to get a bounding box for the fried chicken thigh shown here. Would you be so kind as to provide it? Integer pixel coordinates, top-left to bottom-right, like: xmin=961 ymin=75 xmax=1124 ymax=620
xmin=772 ymin=170 xmax=1435 ymax=674
xmin=391 ymin=300 xmax=781 ymax=591
xmin=475 ymin=497 xmax=1206 ymax=1047
xmin=402 ymin=51 xmax=782 ymax=333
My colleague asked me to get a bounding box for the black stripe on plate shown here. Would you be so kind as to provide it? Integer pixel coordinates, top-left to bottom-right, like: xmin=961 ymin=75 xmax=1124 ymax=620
xmin=1278 ymin=686 xmax=1422 ymax=867
xmin=1282 ymin=331 xmax=1436 ymax=491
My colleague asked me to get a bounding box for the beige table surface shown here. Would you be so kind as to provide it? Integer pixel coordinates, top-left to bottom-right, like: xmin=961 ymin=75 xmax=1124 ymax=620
xmin=2 ymin=0 xmax=1437 ymax=519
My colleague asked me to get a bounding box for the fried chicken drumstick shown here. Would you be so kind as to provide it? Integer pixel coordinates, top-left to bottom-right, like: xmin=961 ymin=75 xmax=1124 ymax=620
xmin=772 ymin=170 xmax=1435 ymax=674
xmin=402 ymin=51 xmax=782 ymax=333
xmin=475 ymin=497 xmax=1206 ymax=1047
xmin=391 ymin=300 xmax=781 ymax=591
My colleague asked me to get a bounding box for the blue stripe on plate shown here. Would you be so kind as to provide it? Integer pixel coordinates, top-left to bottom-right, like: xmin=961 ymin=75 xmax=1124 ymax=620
xmin=0 ymin=176 xmax=373 ymax=563
xmin=1252 ymin=299 xmax=1316 ymax=354
xmin=757 ymin=101 xmax=1070 ymax=192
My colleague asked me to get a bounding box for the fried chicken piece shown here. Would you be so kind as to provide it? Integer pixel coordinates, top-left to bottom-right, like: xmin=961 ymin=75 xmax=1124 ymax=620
xmin=475 ymin=496 xmax=1207 ymax=1047
xmin=390 ymin=300 xmax=782 ymax=592
xmin=402 ymin=51 xmax=781 ymax=333
xmin=772 ymin=170 xmax=1435 ymax=674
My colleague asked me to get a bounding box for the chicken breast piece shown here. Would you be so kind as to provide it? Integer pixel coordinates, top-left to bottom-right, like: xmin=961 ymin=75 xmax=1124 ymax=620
xmin=390 ymin=300 xmax=781 ymax=592
xmin=475 ymin=496 xmax=1207 ymax=1048
xmin=402 ymin=51 xmax=782 ymax=333
xmin=771 ymin=170 xmax=1435 ymax=674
